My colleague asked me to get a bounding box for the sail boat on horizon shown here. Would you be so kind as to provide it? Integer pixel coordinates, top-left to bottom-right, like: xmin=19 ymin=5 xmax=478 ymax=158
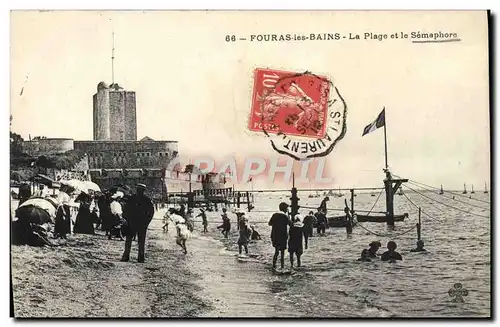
xmin=463 ymin=183 xmax=467 ymax=194
xmin=484 ymin=182 xmax=489 ymax=194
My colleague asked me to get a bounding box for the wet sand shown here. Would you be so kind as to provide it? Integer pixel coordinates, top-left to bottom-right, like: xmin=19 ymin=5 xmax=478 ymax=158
xmin=185 ymin=233 xmax=302 ymax=317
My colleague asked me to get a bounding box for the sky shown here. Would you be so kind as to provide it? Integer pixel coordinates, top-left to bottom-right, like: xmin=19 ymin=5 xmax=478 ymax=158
xmin=9 ymin=10 xmax=490 ymax=190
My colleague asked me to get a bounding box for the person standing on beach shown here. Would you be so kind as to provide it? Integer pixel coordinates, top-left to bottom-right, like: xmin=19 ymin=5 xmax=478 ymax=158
xmin=238 ymin=219 xmax=252 ymax=256
xmin=73 ymin=192 xmax=95 ymax=235
xmin=121 ymin=184 xmax=155 ymax=263
xmin=18 ymin=183 xmax=31 ymax=207
xmin=288 ymin=215 xmax=304 ymax=268
xmin=269 ymin=202 xmax=292 ymax=271
xmin=54 ymin=199 xmax=71 ymax=239
xmin=302 ymin=211 xmax=316 ymax=249
xmin=98 ymin=189 xmax=114 ymax=237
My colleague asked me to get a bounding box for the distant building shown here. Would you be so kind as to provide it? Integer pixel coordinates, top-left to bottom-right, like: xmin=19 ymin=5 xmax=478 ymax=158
xmin=22 ymin=138 xmax=74 ymax=156
xmin=74 ymin=138 xmax=178 ymax=170
xmin=19 ymin=81 xmax=225 ymax=199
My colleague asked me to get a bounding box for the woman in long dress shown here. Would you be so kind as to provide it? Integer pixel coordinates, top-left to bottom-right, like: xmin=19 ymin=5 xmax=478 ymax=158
xmin=53 ymin=191 xmax=71 ymax=238
xmin=73 ymin=192 xmax=95 ymax=235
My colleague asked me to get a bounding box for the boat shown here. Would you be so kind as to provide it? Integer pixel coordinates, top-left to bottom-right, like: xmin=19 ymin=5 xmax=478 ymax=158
xmin=484 ymin=182 xmax=489 ymax=194
xmin=370 ymin=192 xmax=376 ymax=197
xmin=356 ymin=213 xmax=408 ymax=223
xmin=327 ymin=189 xmax=334 ymax=196
xmin=471 ymin=184 xmax=475 ymax=194
xmin=462 ymin=183 xmax=467 ymax=194
xmin=439 ymin=185 xmax=444 ymax=195
xmin=326 ymin=215 xmax=357 ymax=228
xmin=335 ymin=187 xmax=343 ymax=198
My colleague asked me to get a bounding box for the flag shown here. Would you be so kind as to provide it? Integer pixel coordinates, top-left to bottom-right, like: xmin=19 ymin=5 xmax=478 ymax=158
xmin=19 ymin=87 xmax=24 ymax=96
xmin=248 ymin=177 xmax=253 ymax=183
xmin=362 ymin=108 xmax=385 ymax=136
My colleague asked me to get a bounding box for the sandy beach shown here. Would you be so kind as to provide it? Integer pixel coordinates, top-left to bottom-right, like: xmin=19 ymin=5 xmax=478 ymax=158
xmin=11 ymin=209 xmax=211 ymax=318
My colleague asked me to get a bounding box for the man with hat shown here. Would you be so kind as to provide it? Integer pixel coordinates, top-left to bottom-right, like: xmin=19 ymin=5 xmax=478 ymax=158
xmin=121 ymin=183 xmax=155 ymax=263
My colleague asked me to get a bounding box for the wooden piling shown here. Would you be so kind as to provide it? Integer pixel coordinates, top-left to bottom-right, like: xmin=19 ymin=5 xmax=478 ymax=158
xmin=290 ymin=173 xmax=299 ymax=218
xmin=417 ymin=207 xmax=421 ymax=240
xmin=384 ymin=179 xmax=394 ymax=227
xmin=350 ymin=189 xmax=355 ymax=216
xmin=246 ymin=191 xmax=251 ymax=212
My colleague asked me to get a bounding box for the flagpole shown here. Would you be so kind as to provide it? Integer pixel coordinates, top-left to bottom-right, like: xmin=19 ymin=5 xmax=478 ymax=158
xmin=383 ymin=108 xmax=388 ymax=170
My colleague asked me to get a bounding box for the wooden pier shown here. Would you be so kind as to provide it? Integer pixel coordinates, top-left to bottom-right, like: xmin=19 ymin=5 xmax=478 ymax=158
xmin=165 ymin=187 xmax=254 ymax=212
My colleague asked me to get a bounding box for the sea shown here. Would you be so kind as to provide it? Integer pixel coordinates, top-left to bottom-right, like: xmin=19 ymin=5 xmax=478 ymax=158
xmin=194 ymin=190 xmax=491 ymax=318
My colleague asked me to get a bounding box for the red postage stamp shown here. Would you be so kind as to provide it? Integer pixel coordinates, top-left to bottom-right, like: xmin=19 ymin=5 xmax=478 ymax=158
xmin=249 ymin=68 xmax=331 ymax=139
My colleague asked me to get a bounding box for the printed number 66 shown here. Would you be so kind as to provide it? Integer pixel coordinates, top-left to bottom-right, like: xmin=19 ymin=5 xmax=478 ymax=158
xmin=225 ymin=35 xmax=237 ymax=42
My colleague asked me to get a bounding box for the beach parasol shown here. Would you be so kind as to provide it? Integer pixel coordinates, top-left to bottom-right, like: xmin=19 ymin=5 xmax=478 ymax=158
xmin=60 ymin=179 xmax=86 ymax=194
xmin=18 ymin=198 xmax=59 ymax=219
xmin=15 ymin=205 xmax=53 ymax=225
xmin=84 ymin=181 xmax=101 ymax=193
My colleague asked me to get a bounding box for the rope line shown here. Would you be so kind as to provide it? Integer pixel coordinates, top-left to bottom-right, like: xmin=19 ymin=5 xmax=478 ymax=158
xmin=363 ymin=188 xmax=384 ymax=216
xmin=401 ymin=188 xmax=441 ymax=223
xmin=402 ymin=179 xmax=490 ymax=211
xmin=355 ymin=221 xmax=417 ymax=238
xmin=403 ymin=184 xmax=490 ymax=218
xmin=393 ymin=174 xmax=490 ymax=205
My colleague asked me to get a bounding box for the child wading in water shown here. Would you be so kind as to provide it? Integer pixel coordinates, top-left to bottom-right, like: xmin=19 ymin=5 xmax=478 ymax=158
xmin=217 ymin=208 xmax=231 ymax=238
xmin=175 ymin=216 xmax=191 ymax=254
xmin=197 ymin=208 xmax=208 ymax=233
xmin=288 ymin=214 xmax=304 ymax=269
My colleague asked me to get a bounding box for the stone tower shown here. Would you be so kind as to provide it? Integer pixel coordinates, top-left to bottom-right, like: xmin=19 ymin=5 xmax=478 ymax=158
xmin=93 ymin=82 xmax=137 ymax=141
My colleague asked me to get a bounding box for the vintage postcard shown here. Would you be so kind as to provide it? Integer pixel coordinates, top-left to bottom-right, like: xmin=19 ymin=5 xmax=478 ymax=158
xmin=9 ymin=10 xmax=491 ymax=318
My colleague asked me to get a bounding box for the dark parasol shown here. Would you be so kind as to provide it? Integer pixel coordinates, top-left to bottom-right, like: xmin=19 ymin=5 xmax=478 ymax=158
xmin=15 ymin=205 xmax=52 ymax=225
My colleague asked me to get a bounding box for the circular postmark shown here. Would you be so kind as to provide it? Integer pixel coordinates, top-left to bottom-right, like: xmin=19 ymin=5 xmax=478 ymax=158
xmin=249 ymin=69 xmax=347 ymax=160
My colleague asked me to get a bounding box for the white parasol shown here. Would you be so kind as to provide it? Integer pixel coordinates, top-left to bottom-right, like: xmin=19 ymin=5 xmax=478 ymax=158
xmin=84 ymin=181 xmax=101 ymax=193
xmin=18 ymin=198 xmax=59 ymax=219
xmin=60 ymin=179 xmax=86 ymax=193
